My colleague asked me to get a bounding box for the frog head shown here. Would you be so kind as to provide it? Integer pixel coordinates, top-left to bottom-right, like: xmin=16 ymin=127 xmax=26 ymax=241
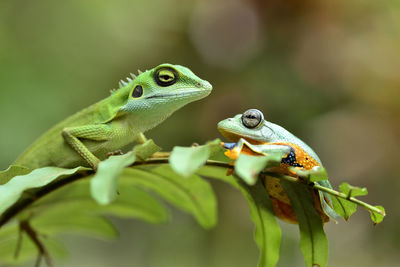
xmin=218 ymin=109 xmax=274 ymax=143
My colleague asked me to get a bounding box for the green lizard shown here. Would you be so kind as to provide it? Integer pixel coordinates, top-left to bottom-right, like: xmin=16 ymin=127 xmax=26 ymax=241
xmin=13 ymin=63 xmax=212 ymax=170
xmin=218 ymin=109 xmax=338 ymax=223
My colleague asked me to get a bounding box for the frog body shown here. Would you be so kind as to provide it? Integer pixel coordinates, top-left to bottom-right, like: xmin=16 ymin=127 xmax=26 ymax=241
xmin=218 ymin=109 xmax=335 ymax=223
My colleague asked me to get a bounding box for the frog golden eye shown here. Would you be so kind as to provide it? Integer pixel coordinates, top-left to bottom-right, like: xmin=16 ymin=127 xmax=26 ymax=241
xmin=154 ymin=68 xmax=177 ymax=86
xmin=241 ymin=109 xmax=264 ymax=128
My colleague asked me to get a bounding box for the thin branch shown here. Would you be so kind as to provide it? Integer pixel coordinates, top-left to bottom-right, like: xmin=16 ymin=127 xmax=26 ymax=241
xmin=314 ymin=183 xmax=383 ymax=215
xmin=134 ymin=157 xmax=385 ymax=216
xmin=0 ymin=158 xmax=384 ymax=228
xmin=0 ymin=171 xmax=89 ymax=227
xmin=14 ymin=224 xmax=23 ymax=259
xmin=261 ymin=171 xmax=385 ymax=216
xmin=132 ymin=157 xmax=231 ymax=169
xmin=19 ymin=220 xmax=53 ymax=267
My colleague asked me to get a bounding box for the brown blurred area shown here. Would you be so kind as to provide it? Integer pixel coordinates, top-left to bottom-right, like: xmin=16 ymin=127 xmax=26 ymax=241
xmin=0 ymin=0 xmax=399 ymax=266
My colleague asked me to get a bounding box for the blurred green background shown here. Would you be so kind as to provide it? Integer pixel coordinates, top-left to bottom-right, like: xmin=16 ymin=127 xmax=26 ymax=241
xmin=0 ymin=0 xmax=399 ymax=266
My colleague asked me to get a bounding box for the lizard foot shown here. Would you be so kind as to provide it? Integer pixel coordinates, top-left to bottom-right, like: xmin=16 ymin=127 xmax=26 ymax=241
xmin=107 ymin=150 xmax=124 ymax=158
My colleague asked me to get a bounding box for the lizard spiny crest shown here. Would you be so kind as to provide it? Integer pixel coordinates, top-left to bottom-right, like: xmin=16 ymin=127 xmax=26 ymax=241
xmin=111 ymin=69 xmax=149 ymax=94
xmin=116 ymin=70 xmax=142 ymax=91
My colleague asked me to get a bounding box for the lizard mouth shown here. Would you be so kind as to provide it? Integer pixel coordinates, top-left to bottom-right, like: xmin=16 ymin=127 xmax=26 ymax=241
xmin=146 ymin=88 xmax=211 ymax=100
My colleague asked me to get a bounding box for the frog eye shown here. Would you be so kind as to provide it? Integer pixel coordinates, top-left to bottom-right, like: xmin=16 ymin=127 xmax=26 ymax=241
xmin=241 ymin=109 xmax=264 ymax=128
xmin=154 ymin=67 xmax=177 ymax=86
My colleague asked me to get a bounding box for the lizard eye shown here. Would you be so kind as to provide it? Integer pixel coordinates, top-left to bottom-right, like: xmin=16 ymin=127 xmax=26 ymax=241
xmin=241 ymin=109 xmax=264 ymax=128
xmin=132 ymin=85 xmax=143 ymax=98
xmin=154 ymin=68 xmax=177 ymax=87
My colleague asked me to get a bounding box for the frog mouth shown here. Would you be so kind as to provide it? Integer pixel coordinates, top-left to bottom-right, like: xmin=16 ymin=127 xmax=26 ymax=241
xmin=217 ymin=128 xmax=242 ymax=142
xmin=217 ymin=127 xmax=266 ymax=145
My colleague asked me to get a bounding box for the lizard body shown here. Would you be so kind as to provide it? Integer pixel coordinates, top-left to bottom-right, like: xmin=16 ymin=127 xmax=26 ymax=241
xmin=218 ymin=109 xmax=335 ymax=223
xmin=14 ymin=64 xmax=212 ymax=170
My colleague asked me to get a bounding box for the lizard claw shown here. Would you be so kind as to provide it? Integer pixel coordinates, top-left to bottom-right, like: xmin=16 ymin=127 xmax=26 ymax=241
xmin=107 ymin=150 xmax=124 ymax=158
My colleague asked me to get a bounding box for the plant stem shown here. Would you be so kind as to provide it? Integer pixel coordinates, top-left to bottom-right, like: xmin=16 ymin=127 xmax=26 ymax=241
xmin=0 ymin=157 xmax=384 ymax=228
xmin=261 ymin=171 xmax=385 ymax=216
xmin=19 ymin=220 xmax=53 ymax=267
xmin=136 ymin=157 xmax=385 ymax=216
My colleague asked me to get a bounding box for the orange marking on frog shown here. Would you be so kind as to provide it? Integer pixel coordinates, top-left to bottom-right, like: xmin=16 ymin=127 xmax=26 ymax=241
xmin=223 ymin=141 xmax=329 ymax=223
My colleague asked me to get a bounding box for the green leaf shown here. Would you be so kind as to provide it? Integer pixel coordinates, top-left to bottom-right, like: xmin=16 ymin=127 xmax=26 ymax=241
xmin=196 ymin=165 xmax=234 ymax=184
xmin=90 ymin=139 xmax=161 ymax=205
xmin=329 ymin=196 xmax=355 ymax=220
xmin=28 ymin=178 xmax=169 ymax=224
xmin=98 ymin=186 xmax=169 ymax=223
xmin=0 ymin=166 xmax=85 ymax=215
xmin=169 ymin=144 xmax=211 ymax=177
xmin=32 ymin=211 xmax=119 ymax=240
xmin=235 ymin=154 xmax=270 ymax=185
xmin=339 ymin=182 xmax=368 ymax=198
xmin=281 ymin=181 xmax=328 ymax=267
xmin=243 ymin=179 xmax=282 ymax=267
xmin=122 ymin=165 xmax=217 ymax=229
xmin=234 ymin=152 xmax=281 ymax=185
xmin=289 ymin=168 xmax=339 ymax=220
xmin=370 ymin=205 xmax=385 ymax=224
xmin=208 ymin=139 xmax=231 ymax=162
xmin=205 ymin=138 xmax=225 ymax=157
xmin=330 ymin=182 xmax=368 ymax=221
xmin=90 ymin=151 xmax=136 ymax=205
xmin=133 ymin=139 xmax=161 ymax=161
xmin=290 ymin=166 xmax=329 ymax=183
xmin=0 ymin=165 xmax=32 ymax=185
xmin=0 ymin=222 xmax=67 ymax=264
xmin=197 ymin=166 xmax=281 ymax=267
xmin=309 ymin=167 xmax=329 ymax=182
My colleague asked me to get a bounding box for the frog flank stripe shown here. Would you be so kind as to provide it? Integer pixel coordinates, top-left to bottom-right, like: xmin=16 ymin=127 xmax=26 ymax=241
xmin=281 ymin=147 xmax=304 ymax=168
xmin=271 ymin=142 xmax=320 ymax=170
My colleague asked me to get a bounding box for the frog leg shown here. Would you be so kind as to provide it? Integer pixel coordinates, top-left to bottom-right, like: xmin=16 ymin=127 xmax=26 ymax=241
xmin=222 ymin=138 xmax=261 ymax=156
xmin=222 ymin=138 xmax=291 ymax=160
xmin=236 ymin=138 xmax=291 ymax=158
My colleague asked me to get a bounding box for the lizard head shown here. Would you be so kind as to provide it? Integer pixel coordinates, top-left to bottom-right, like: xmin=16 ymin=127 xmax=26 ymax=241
xmin=119 ymin=63 xmax=212 ymax=128
xmin=217 ymin=109 xmax=274 ymax=144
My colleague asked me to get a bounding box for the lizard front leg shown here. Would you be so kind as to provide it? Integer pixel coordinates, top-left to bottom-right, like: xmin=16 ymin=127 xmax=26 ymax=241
xmin=61 ymin=124 xmax=112 ymax=170
xmin=135 ymin=132 xmax=148 ymax=144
